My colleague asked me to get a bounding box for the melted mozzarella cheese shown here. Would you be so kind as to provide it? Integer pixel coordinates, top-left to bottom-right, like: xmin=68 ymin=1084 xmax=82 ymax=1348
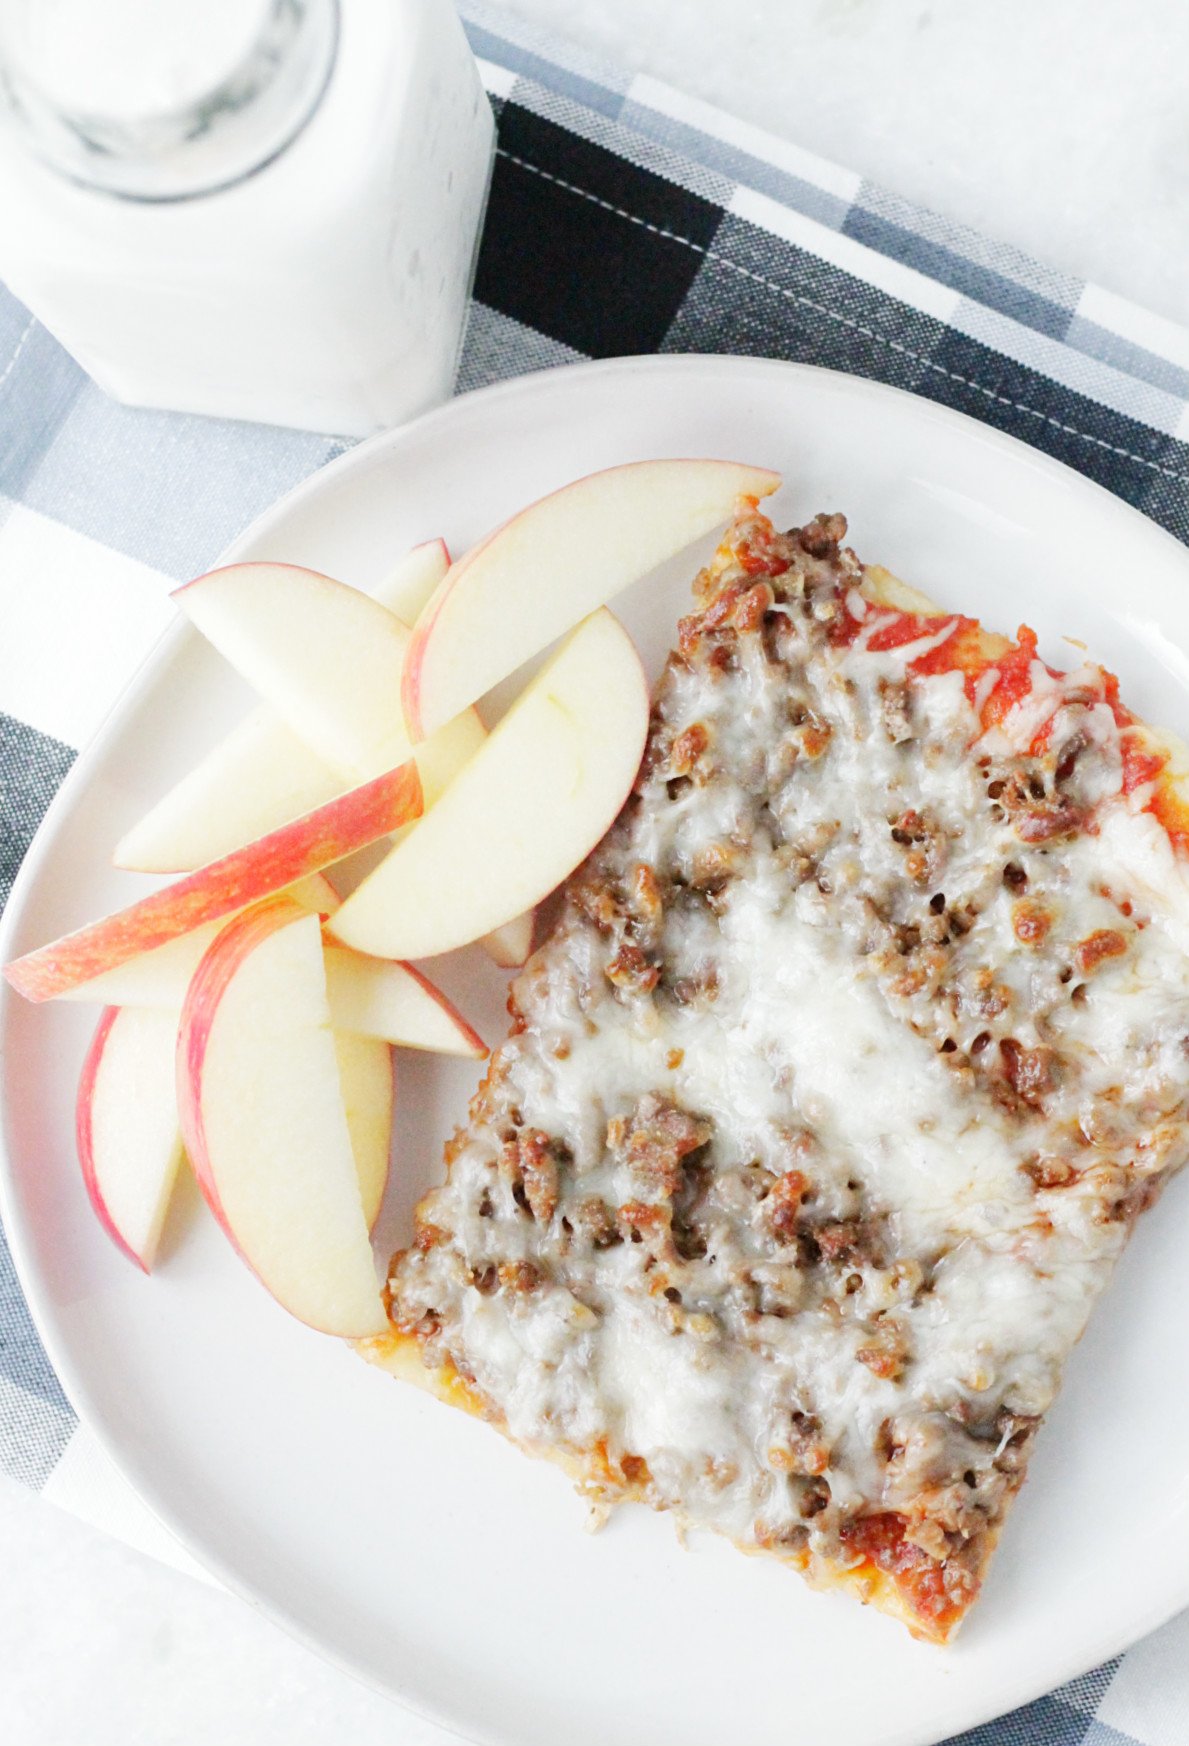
xmin=391 ymin=540 xmax=1189 ymax=1591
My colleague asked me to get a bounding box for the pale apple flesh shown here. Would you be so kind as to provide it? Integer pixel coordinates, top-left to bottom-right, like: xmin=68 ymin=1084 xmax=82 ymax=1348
xmin=78 ymin=1015 xmax=393 ymax=1259
xmin=334 ymin=1031 xmax=393 ymax=1231
xmin=76 ymin=1005 xmax=186 ymax=1272
xmin=113 ymin=708 xmax=343 ymax=875
xmin=52 ymin=885 xmax=486 ymax=1061
xmin=323 ymin=947 xmax=487 ymax=1058
xmin=177 ymin=899 xmax=387 ymax=1337
xmin=73 ymin=885 xmax=392 ymax=1268
xmin=57 ymin=922 xmax=487 ymax=1058
xmin=480 ymin=909 xmax=535 ymax=970
xmin=329 ymin=609 xmax=650 ymax=962
xmin=118 ymin=541 xmax=523 ymax=971
xmin=60 ymin=924 xmax=225 ymax=1012
xmin=115 ymin=542 xmax=451 ymax=875
xmin=174 ymin=562 xmax=425 ymax=783
xmin=402 ymin=457 xmax=781 ymax=740
xmin=4 ymin=763 xmax=421 ymax=1003
xmin=374 ymin=537 xmax=451 ymax=625
xmin=174 ymin=558 xmax=485 ymax=800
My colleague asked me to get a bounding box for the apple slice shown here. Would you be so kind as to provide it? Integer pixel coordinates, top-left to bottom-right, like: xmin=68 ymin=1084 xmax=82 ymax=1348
xmin=53 ymin=873 xmax=341 ymax=1009
xmin=323 ymin=947 xmax=487 ymax=1058
xmin=328 ymin=609 xmax=649 ymax=961
xmin=4 ymin=764 xmax=421 ymax=1003
xmin=59 ymin=924 xmax=226 ymax=1011
xmin=402 ymin=458 xmax=780 ymax=740
xmin=334 ymin=1032 xmax=393 ymax=1231
xmin=114 ymin=542 xmax=451 ymax=874
xmin=375 ymin=536 xmax=451 ymax=625
xmin=113 ymin=708 xmax=343 ymax=875
xmin=79 ymin=1015 xmax=393 ymax=1259
xmin=173 ymin=561 xmax=489 ymax=790
xmin=119 ymin=542 xmax=529 ymax=965
xmin=76 ymin=1006 xmax=186 ymax=1272
xmin=177 ymin=898 xmax=387 ymax=1336
xmin=480 ymin=909 xmax=535 ymax=970
xmin=57 ymin=924 xmax=486 ymax=1057
xmin=52 ymin=881 xmax=486 ymax=1061
xmin=174 ymin=563 xmax=414 ymax=782
xmin=166 ymin=559 xmax=489 ymax=850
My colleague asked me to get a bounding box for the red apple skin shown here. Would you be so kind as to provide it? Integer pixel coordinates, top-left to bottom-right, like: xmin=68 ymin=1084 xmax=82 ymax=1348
xmin=175 ymin=896 xmax=307 ymax=1245
xmin=76 ymin=1006 xmax=150 ymax=1273
xmin=401 ymin=576 xmax=456 ymax=740
xmin=5 ymin=761 xmax=421 ymax=1003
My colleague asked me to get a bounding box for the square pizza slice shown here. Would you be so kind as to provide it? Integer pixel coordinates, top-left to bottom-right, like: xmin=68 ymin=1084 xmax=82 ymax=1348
xmin=361 ymin=505 xmax=1189 ymax=1641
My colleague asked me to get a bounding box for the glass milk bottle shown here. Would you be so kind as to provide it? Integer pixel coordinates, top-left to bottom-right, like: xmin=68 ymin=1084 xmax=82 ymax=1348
xmin=0 ymin=0 xmax=495 ymax=435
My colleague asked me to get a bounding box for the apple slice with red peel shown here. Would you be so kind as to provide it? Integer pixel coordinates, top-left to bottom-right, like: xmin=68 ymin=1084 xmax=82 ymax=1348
xmin=173 ymin=560 xmax=486 ymax=789
xmin=51 ymin=874 xmax=486 ymax=1060
xmin=52 ymin=880 xmax=486 ymax=1062
xmin=60 ymin=928 xmax=488 ymax=1061
xmin=334 ymin=1032 xmax=393 ymax=1231
xmin=76 ymin=1006 xmax=186 ymax=1272
xmin=178 ymin=899 xmax=387 ymax=1336
xmin=112 ymin=695 xmax=520 ymax=970
xmin=402 ymin=458 xmax=780 ymax=740
xmin=75 ymin=1004 xmax=391 ymax=1271
xmin=323 ymin=947 xmax=487 ymax=1058
xmin=480 ymin=909 xmax=535 ymax=970
xmin=118 ymin=540 xmax=525 ymax=969
xmin=60 ymin=924 xmax=225 ymax=1011
xmin=329 ymin=609 xmax=649 ymax=961
xmin=4 ymin=763 xmax=421 ymax=1003
xmin=115 ymin=542 xmax=451 ymax=874
xmin=53 ymin=873 xmax=340 ymax=1009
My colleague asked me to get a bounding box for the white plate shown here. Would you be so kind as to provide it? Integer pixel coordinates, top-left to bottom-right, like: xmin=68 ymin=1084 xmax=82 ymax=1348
xmin=3 ymin=356 xmax=1189 ymax=1746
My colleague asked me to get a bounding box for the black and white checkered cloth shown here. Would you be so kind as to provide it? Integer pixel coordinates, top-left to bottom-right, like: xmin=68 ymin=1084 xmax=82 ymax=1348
xmin=2 ymin=4 xmax=1187 ymax=1739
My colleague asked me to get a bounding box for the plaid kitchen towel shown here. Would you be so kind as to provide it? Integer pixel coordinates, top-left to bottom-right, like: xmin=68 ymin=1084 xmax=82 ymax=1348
xmin=2 ymin=3 xmax=1189 ymax=1742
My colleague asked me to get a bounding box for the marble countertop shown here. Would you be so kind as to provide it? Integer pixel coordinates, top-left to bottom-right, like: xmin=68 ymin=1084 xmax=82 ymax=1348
xmin=4 ymin=3 xmax=1186 ymax=1741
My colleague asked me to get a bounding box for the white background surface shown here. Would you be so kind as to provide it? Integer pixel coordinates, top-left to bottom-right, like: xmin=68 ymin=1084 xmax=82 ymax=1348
xmin=502 ymin=0 xmax=1189 ymax=328
xmin=4 ymin=2 xmax=1188 ymax=1743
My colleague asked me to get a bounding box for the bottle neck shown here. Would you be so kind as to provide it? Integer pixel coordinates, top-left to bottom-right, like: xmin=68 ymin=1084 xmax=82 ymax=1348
xmin=0 ymin=0 xmax=338 ymax=201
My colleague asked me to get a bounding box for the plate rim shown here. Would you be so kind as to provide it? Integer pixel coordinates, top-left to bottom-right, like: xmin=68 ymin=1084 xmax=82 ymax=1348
xmin=2 ymin=351 xmax=1188 ymax=1746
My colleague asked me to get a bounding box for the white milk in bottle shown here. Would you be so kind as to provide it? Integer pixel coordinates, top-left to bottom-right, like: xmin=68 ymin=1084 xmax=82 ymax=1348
xmin=0 ymin=0 xmax=495 ymax=434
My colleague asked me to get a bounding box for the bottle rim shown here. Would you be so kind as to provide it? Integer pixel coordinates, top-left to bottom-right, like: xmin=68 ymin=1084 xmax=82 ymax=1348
xmin=0 ymin=0 xmax=340 ymax=202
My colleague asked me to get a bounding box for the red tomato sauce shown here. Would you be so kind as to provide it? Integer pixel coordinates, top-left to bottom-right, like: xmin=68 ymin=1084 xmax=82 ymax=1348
xmin=826 ymin=591 xmax=1188 ymax=853
xmin=864 ymin=613 xmax=960 ymax=655
xmin=840 ymin=1512 xmax=969 ymax=1635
